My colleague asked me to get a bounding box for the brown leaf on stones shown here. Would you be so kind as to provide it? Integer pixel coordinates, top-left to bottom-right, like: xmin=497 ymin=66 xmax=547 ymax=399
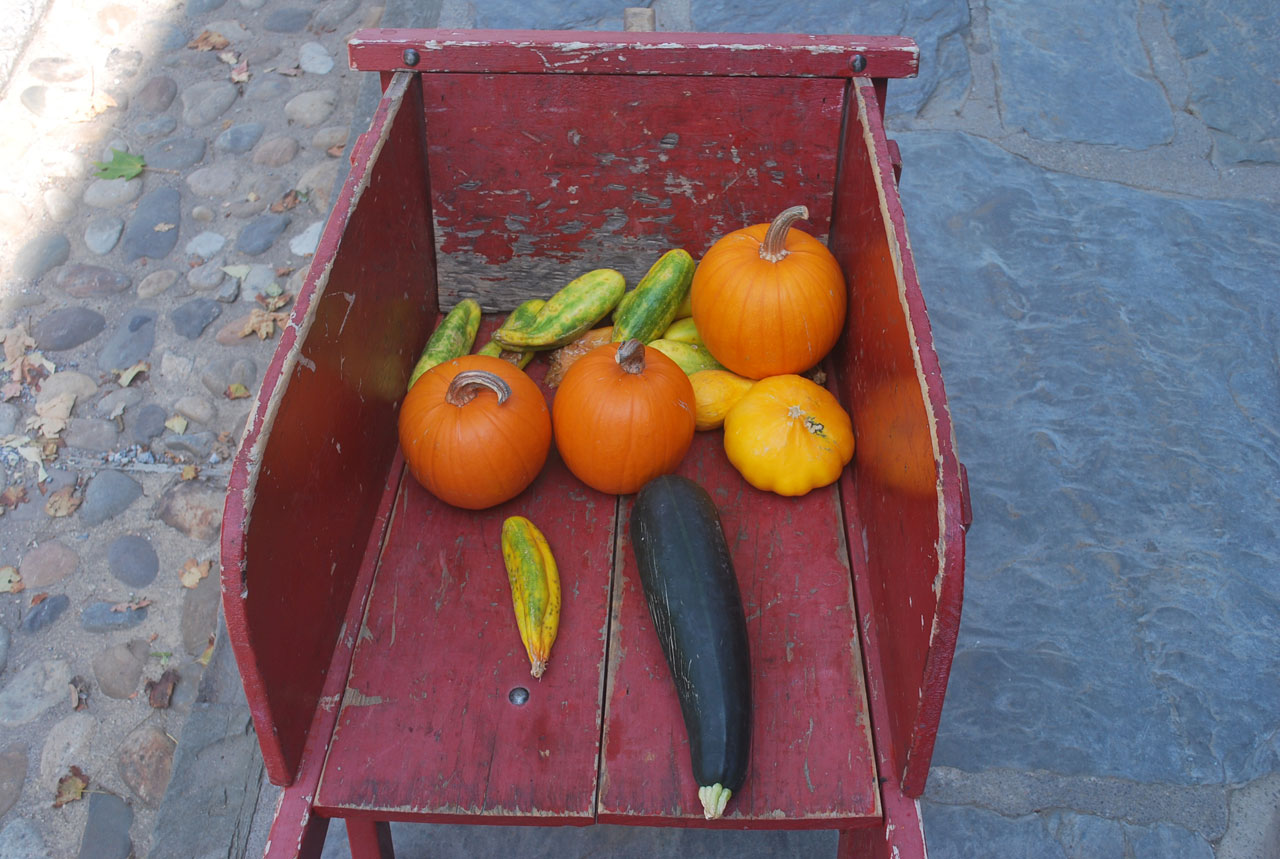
xmin=30 ymin=591 xmax=48 ymax=606
xmin=145 ymin=670 xmax=179 ymax=709
xmin=0 ymin=566 xmax=23 ymax=593
xmin=326 ymin=144 xmax=344 ymax=157
xmin=197 ymin=636 xmax=216 ymax=666
xmin=231 ymin=60 xmax=250 ymax=84
xmin=180 ymin=465 xmax=199 ymax=481
xmin=269 ymin=189 xmax=301 ymax=213
xmin=274 ymin=266 xmax=294 ymax=277
xmin=255 ymin=291 xmax=292 ymax=312
xmin=1 ymin=380 xmax=21 ymax=400
xmin=69 ymin=676 xmax=89 ymax=710
xmin=27 ymin=391 xmax=74 ymax=438
xmin=187 ymin=30 xmax=230 ymax=51
xmin=0 ymin=486 xmax=27 ymax=509
xmin=180 ymin=558 xmax=211 ymax=589
xmin=277 ymin=65 xmax=303 ymax=77
xmin=0 ymin=324 xmax=36 ymax=369
xmin=225 ymin=383 xmax=250 ymax=400
xmin=239 ymin=309 xmax=290 ymax=340
xmin=153 ymin=222 xmax=176 ymax=233
xmin=217 ymin=50 xmax=239 ymax=65
xmin=110 ymin=598 xmax=153 ymax=613
xmin=44 ymin=485 xmax=81 ymax=517
xmin=117 ymin=361 xmax=150 ymax=387
xmin=53 ymin=766 xmax=89 ymax=808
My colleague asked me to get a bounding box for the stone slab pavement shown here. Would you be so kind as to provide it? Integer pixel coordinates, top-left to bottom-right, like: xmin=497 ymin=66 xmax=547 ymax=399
xmin=0 ymin=0 xmax=1276 ymax=856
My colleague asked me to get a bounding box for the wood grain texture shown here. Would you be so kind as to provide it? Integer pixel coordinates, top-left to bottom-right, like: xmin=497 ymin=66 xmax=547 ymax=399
xmin=315 ymin=386 xmax=619 ymax=823
xmin=349 ymin=29 xmax=919 ymax=80
xmin=826 ymin=79 xmax=966 ymax=797
xmin=597 ymin=432 xmax=880 ymax=829
xmin=220 ymin=71 xmax=437 ymax=786
xmin=417 ymin=72 xmax=848 ymax=310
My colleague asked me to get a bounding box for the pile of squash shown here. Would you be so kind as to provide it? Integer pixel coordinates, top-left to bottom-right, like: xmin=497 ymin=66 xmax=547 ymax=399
xmin=397 ymin=205 xmax=856 ymax=509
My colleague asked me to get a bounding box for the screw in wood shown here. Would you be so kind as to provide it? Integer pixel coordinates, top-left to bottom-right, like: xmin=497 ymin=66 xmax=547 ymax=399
xmin=402 ymin=48 xmax=420 ymax=67
xmin=508 ymin=687 xmax=530 ymax=706
xmin=850 ymin=54 xmax=867 ymax=73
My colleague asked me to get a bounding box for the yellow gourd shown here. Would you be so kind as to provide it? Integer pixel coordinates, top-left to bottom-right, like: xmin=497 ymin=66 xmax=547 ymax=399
xmin=689 ymin=370 xmax=755 ymax=431
xmin=722 ymin=375 xmax=854 ymax=496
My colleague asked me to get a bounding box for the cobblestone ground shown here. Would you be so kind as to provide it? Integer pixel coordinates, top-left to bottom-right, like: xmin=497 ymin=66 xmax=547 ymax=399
xmin=0 ymin=0 xmax=1276 ymax=857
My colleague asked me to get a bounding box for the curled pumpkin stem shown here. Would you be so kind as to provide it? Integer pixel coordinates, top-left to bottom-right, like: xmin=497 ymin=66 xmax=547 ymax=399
xmin=445 ymin=369 xmax=511 ymax=406
xmin=759 ymin=205 xmax=810 ymax=263
xmin=615 ymin=339 xmax=647 ymax=375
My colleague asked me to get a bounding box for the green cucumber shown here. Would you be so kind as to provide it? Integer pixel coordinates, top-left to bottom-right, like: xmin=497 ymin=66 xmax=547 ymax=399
xmin=494 ymin=269 xmax=626 ymax=350
xmin=612 ymin=249 xmax=695 ymax=344
xmin=477 ymin=298 xmax=545 ymax=369
xmin=630 ymin=474 xmax=751 ymax=820
xmin=648 ymin=338 xmax=726 ymax=376
xmin=408 ymin=298 xmax=481 ymax=390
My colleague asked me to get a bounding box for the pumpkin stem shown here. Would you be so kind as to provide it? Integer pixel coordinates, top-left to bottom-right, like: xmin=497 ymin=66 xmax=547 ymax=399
xmin=615 ymin=339 xmax=646 ymax=375
xmin=760 ymin=205 xmax=810 ymax=262
xmin=445 ymin=370 xmax=511 ymax=406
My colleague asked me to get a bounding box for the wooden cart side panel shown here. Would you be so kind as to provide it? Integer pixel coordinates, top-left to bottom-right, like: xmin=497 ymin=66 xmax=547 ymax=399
xmin=413 ymin=72 xmax=851 ymax=310
xmin=827 ymin=78 xmax=966 ymax=797
xmin=349 ymin=29 xmax=919 ymax=80
xmin=220 ymin=72 xmax=438 ymax=785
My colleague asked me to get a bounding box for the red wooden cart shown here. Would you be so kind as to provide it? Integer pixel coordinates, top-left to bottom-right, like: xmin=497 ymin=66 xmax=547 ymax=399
xmin=220 ymin=29 xmax=969 ymax=858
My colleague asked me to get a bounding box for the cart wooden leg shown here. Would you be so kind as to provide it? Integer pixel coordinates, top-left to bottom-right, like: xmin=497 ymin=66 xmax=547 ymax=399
xmin=264 ymin=782 xmax=330 ymax=859
xmin=836 ymin=784 xmax=928 ymax=858
xmin=346 ymin=819 xmax=395 ymax=858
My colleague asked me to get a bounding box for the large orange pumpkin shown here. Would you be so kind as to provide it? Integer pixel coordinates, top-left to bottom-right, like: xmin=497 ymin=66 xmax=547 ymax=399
xmin=691 ymin=205 xmax=847 ymax=379
xmin=552 ymin=340 xmax=695 ymax=495
xmin=398 ymin=354 xmax=551 ymax=510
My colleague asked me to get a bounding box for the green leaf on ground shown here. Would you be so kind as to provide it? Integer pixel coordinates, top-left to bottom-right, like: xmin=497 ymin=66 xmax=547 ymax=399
xmin=92 ymin=149 xmax=145 ymax=181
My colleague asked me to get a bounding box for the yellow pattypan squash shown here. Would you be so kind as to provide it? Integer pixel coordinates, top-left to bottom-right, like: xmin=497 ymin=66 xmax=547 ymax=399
xmin=722 ymin=374 xmax=855 ymax=496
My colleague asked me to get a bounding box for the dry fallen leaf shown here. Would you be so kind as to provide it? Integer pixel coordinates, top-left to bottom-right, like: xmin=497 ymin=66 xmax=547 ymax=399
xmin=27 ymin=392 xmax=75 ymax=438
xmin=180 ymin=465 xmax=199 ymax=481
xmin=270 ymin=189 xmax=301 ymax=213
xmin=197 ymin=637 xmax=215 ymax=666
xmin=30 ymin=591 xmax=49 ymax=606
xmin=180 ymin=558 xmax=211 ymax=589
xmin=153 ymin=222 xmax=176 ymax=233
xmin=277 ymin=65 xmax=303 ymax=77
xmin=44 ymin=485 xmax=81 ymax=517
xmin=0 ymin=325 xmax=36 ymax=371
xmin=0 ymin=566 xmax=22 ymax=593
xmin=69 ymin=676 xmax=89 ymax=710
xmin=225 ymin=383 xmax=251 ymax=400
xmin=255 ymin=291 xmax=292 ymax=313
xmin=116 ymin=361 xmax=149 ymax=387
xmin=1 ymin=486 xmax=28 ymax=510
xmin=187 ymin=30 xmax=230 ymax=51
xmin=164 ymin=415 xmax=188 ymax=435
xmin=217 ymin=50 xmax=239 ymax=65
xmin=239 ymin=309 xmax=290 ymax=340
xmin=231 ymin=60 xmax=250 ymax=84
xmin=110 ymin=598 xmax=153 ymax=613
xmin=53 ymin=766 xmax=89 ymax=808
xmin=326 ymin=143 xmax=345 ymax=157
xmin=1 ymin=380 xmax=22 ymax=401
xmin=145 ymin=670 xmax=179 ymax=709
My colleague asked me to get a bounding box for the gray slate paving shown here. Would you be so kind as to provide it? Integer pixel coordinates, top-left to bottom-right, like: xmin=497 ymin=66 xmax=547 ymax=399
xmin=898 ymin=130 xmax=1280 ymax=787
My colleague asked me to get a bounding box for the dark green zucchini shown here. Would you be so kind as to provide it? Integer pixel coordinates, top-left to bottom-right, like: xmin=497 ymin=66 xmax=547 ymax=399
xmin=630 ymin=474 xmax=751 ymax=820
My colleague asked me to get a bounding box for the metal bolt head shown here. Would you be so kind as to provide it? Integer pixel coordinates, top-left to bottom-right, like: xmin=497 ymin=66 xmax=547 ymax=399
xmin=403 ymin=48 xmax=420 ymax=67
xmin=508 ymin=686 xmax=529 ymax=706
xmin=850 ymin=53 xmax=867 ymax=73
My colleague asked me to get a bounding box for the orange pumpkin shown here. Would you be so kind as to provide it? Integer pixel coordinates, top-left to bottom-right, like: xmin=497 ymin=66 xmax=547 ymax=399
xmin=552 ymin=340 xmax=695 ymax=495
xmin=398 ymin=355 xmax=551 ymax=510
xmin=691 ymin=205 xmax=847 ymax=379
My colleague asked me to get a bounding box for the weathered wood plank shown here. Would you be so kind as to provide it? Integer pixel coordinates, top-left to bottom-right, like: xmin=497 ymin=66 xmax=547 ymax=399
xmin=826 ymin=79 xmax=967 ymax=797
xmin=416 ymin=73 xmax=848 ymax=311
xmin=597 ymin=431 xmax=880 ymax=828
xmin=350 ymin=29 xmax=919 ymax=80
xmin=315 ymin=362 xmax=618 ymax=822
xmin=221 ymin=71 xmax=436 ymax=786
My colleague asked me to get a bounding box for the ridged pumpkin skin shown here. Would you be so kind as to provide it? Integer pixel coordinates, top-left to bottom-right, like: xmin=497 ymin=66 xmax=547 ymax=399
xmin=552 ymin=341 xmax=696 ymax=495
xmin=691 ymin=207 xmax=847 ymax=380
xmin=398 ymin=355 xmax=551 ymax=510
xmin=722 ymin=374 xmax=854 ymax=497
